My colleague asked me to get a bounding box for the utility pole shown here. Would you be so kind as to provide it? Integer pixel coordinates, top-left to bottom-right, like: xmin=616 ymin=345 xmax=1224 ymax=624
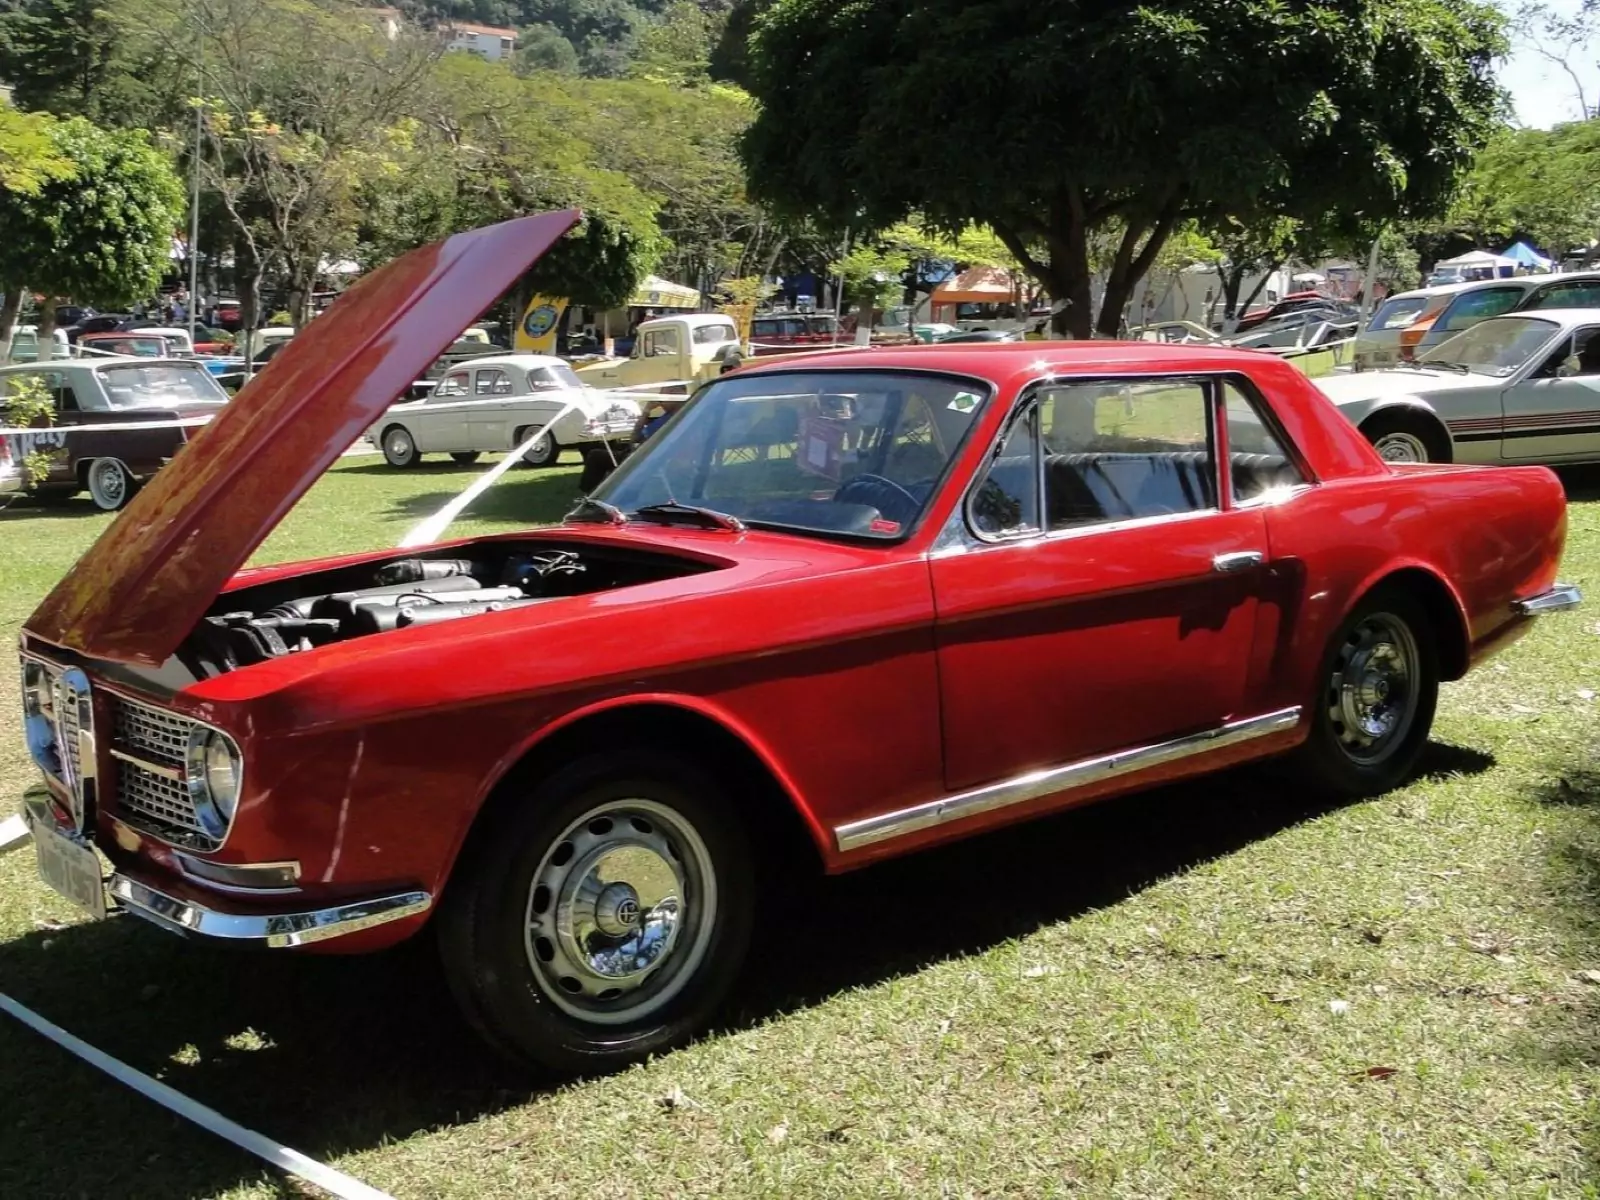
xmin=186 ymin=38 xmax=203 ymax=344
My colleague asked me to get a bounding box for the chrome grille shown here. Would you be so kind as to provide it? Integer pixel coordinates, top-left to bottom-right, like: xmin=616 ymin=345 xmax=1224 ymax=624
xmin=52 ymin=674 xmax=82 ymax=784
xmin=108 ymin=696 xmax=221 ymax=851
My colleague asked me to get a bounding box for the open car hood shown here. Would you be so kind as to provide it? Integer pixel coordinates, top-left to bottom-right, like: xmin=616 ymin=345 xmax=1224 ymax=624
xmin=25 ymin=210 xmax=580 ymax=666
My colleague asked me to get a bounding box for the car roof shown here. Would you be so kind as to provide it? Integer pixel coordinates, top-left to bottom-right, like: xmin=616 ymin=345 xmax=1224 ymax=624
xmin=441 ymin=353 xmax=568 ymax=371
xmin=735 ymin=340 xmax=1327 ymax=383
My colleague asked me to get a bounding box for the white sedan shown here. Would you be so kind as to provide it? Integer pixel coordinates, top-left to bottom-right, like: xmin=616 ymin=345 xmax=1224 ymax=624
xmin=367 ymin=354 xmax=641 ymax=469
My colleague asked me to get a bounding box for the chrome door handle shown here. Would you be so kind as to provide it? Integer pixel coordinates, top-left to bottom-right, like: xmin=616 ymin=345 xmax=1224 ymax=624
xmin=1213 ymin=551 xmax=1265 ymax=574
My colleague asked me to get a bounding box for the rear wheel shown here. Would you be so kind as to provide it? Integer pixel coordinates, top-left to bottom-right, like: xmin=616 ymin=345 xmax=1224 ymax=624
xmin=381 ymin=425 xmax=420 ymax=468
xmin=438 ymin=751 xmax=753 ymax=1076
xmin=1287 ymin=588 xmax=1438 ymax=800
xmin=1362 ymin=412 xmax=1450 ymax=464
xmin=85 ymin=458 xmax=135 ymax=511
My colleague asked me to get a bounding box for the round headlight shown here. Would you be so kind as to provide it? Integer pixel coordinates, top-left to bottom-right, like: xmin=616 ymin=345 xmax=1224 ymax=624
xmin=186 ymin=726 xmax=241 ymax=832
xmin=204 ymin=733 xmax=241 ymax=821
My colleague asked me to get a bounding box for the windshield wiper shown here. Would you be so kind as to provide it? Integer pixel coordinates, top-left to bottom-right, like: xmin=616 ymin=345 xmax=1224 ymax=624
xmin=567 ymin=496 xmax=627 ymax=525
xmin=633 ymin=502 xmax=746 ymax=532
xmin=1413 ymin=358 xmax=1471 ymax=374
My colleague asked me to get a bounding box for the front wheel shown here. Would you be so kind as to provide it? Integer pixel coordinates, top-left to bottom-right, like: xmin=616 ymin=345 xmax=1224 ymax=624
xmin=1287 ymin=588 xmax=1439 ymax=800
xmin=381 ymin=424 xmax=420 ymax=468
xmin=516 ymin=428 xmax=561 ymax=468
xmin=438 ymin=751 xmax=753 ymax=1076
xmin=85 ymin=458 xmax=135 ymax=511
xmin=1362 ymin=412 xmax=1450 ymax=464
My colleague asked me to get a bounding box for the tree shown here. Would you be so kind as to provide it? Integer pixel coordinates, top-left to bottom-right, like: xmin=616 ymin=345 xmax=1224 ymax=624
xmin=0 ymin=107 xmax=70 ymax=194
xmin=1512 ymin=1 xmax=1598 ymax=121
xmin=740 ymin=0 xmax=1505 ymax=338
xmin=0 ymin=117 xmax=184 ymax=354
xmin=1442 ymin=119 xmax=1600 ymax=262
xmin=514 ymin=22 xmax=581 ymax=73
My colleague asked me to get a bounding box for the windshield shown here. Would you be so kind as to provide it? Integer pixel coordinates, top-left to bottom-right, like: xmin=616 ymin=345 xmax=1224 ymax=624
xmin=528 ymin=363 xmax=583 ymax=391
xmin=1425 ymin=316 xmax=1561 ymax=376
xmin=591 ymin=370 xmax=991 ymax=538
xmin=98 ymin=363 xmax=227 ymax=407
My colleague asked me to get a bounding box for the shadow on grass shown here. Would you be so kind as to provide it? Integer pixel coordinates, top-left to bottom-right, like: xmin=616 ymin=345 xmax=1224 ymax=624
xmin=381 ymin=469 xmax=586 ymax=527
xmin=1555 ymin=464 xmax=1600 ymax=504
xmin=0 ymin=741 xmax=1492 ymax=1199
xmin=0 ymin=496 xmax=107 ymax=522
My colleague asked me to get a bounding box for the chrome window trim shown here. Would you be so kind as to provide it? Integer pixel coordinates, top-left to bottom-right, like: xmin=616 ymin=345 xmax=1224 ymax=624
xmin=962 ymin=372 xmax=1226 ymax=546
xmin=835 ymin=706 xmax=1303 ymax=852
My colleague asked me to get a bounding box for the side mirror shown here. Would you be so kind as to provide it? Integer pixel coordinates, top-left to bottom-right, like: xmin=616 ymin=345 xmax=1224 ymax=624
xmin=1557 ymin=355 xmax=1580 ymax=378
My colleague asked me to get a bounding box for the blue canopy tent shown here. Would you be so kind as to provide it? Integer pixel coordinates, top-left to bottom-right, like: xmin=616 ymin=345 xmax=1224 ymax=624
xmin=1502 ymin=241 xmax=1552 ymax=270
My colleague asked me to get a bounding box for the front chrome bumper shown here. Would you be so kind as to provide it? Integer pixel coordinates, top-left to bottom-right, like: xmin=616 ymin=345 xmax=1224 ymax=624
xmin=1513 ymin=584 xmax=1583 ymax=616
xmin=16 ymin=788 xmax=431 ymax=948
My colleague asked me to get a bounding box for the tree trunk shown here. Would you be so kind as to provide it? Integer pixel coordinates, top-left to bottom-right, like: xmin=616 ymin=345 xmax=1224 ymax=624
xmin=237 ymin=238 xmax=264 ymax=372
xmin=36 ymin=298 xmax=58 ymax=361
xmin=853 ymin=300 xmax=874 ymax=346
xmin=0 ymin=288 xmax=22 ymax=364
xmin=284 ymin=254 xmax=316 ymax=328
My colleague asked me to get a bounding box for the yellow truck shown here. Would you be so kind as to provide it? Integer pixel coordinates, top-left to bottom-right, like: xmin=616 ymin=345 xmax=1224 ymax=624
xmin=571 ymin=313 xmax=742 ymax=394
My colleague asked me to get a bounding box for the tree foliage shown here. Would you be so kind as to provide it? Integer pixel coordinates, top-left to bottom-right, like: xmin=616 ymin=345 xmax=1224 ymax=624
xmin=741 ymin=0 xmax=1505 ymax=337
xmin=1444 ymin=118 xmax=1600 ymax=261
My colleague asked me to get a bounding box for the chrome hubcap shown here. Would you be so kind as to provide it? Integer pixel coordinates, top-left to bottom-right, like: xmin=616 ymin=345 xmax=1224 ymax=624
xmin=387 ymin=431 xmax=411 ymax=459
xmin=1328 ymin=613 xmax=1419 ymax=764
xmin=95 ymin=462 xmax=124 ymax=503
xmin=524 ymin=799 xmax=715 ymax=1025
xmin=1374 ymin=432 xmax=1427 ymax=463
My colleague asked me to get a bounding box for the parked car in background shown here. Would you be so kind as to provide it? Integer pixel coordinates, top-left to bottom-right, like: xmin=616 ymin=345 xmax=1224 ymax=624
xmin=0 ymin=356 xmax=228 ymax=509
xmin=368 ymin=353 xmax=640 ymax=468
xmin=214 ymin=339 xmax=291 ymax=393
xmin=238 ymin=326 xmax=296 ymax=360
xmin=574 ymin=313 xmax=741 ymax=393
xmin=6 ymin=326 xmax=71 ymax=363
xmin=1353 ymin=283 xmax=1472 ymax=369
xmin=1317 ymin=309 xmax=1600 ymax=463
xmin=77 ymin=333 xmax=170 ymax=359
xmin=211 ymin=299 xmax=242 ymax=331
xmin=121 ymin=327 xmax=197 ymax=357
xmin=9 ymin=212 xmax=1580 ymax=1078
xmin=1401 ymin=272 xmax=1600 ymax=362
xmin=64 ymin=314 xmax=131 ymax=343
xmin=1232 ymin=291 xmax=1332 ymax=332
xmin=937 ymin=329 xmax=1025 ymax=343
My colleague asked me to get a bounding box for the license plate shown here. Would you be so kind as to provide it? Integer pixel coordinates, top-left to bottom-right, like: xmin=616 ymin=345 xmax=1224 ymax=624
xmin=33 ymin=822 xmax=106 ymax=920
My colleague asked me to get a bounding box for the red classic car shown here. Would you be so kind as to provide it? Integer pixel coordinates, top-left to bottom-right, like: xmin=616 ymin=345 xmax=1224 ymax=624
xmin=12 ymin=212 xmax=1582 ymax=1076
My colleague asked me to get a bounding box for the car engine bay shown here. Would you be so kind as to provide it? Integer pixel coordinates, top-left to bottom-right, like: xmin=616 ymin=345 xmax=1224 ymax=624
xmin=182 ymin=541 xmax=716 ymax=673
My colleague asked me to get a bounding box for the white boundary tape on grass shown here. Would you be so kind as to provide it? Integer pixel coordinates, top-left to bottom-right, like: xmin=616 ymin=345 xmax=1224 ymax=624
xmin=0 ymin=990 xmax=396 ymax=1200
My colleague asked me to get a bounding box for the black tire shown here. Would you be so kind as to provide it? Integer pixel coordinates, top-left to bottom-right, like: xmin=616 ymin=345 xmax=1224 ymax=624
xmin=84 ymin=458 xmax=136 ymax=511
xmin=1362 ymin=411 xmax=1451 ymax=465
xmin=515 ymin=427 xmax=561 ymax=468
xmin=380 ymin=424 xmax=421 ymax=468
xmin=1287 ymin=586 xmax=1439 ymax=800
xmin=438 ymin=750 xmax=754 ymax=1076
xmin=450 ymin=451 xmax=482 ymax=465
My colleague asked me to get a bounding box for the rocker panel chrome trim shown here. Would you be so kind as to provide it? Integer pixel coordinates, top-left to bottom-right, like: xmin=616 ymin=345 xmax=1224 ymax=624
xmin=834 ymin=707 xmax=1303 ymax=852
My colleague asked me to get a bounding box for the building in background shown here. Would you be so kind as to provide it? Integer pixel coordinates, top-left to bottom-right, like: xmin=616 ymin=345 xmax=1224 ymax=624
xmin=445 ymin=21 xmax=517 ymax=60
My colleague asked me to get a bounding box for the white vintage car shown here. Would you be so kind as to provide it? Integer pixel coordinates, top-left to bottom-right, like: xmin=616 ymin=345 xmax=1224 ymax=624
xmin=367 ymin=354 xmax=641 ymax=468
xmin=1316 ymin=309 xmax=1600 ymax=465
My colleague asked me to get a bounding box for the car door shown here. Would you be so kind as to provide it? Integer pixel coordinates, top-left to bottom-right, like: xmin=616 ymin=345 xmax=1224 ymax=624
xmin=930 ymin=374 xmax=1275 ymax=794
xmin=1500 ymin=325 xmax=1600 ymax=461
xmin=409 ymin=370 xmax=471 ymax=451
xmin=467 ymin=367 xmax=515 ymax=448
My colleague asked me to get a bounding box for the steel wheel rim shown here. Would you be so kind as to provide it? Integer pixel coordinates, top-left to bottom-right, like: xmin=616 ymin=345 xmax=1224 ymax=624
xmin=526 ymin=434 xmax=552 ymax=462
xmin=1373 ymin=431 xmax=1428 ymax=463
xmin=386 ymin=430 xmax=413 ymax=462
xmin=524 ymin=798 xmax=716 ymax=1026
xmin=1328 ymin=611 xmax=1420 ymax=765
xmin=92 ymin=461 xmax=125 ymax=506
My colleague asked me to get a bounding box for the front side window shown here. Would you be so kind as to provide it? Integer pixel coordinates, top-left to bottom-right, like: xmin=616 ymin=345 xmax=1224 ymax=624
xmin=97 ymin=364 xmax=226 ymax=408
xmin=591 ymin=370 xmax=989 ymax=538
xmin=972 ymin=379 xmax=1216 ymax=536
xmin=1436 ymin=287 xmax=1524 ymax=332
xmin=435 ymin=371 xmax=469 ymax=398
xmin=643 ymin=328 xmax=681 ymax=357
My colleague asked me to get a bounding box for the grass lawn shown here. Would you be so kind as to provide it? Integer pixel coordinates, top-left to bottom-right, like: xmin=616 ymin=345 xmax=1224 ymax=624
xmin=0 ymin=452 xmax=1598 ymax=1199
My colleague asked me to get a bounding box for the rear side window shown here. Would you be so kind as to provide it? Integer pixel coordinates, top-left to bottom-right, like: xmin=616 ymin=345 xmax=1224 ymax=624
xmin=1524 ymin=280 xmax=1600 ymax=310
xmin=1436 ymin=287 xmax=1524 ymax=332
xmin=1222 ymin=381 xmax=1306 ymax=501
xmin=1367 ymin=297 xmax=1430 ymax=331
xmin=692 ymin=322 xmax=737 ymax=344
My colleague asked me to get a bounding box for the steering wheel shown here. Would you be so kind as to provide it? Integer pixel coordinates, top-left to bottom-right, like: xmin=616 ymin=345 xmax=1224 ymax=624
xmin=835 ymin=473 xmax=920 ymax=524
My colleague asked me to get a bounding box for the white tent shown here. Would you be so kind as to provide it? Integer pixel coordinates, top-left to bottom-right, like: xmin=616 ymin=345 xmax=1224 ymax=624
xmin=1435 ymin=249 xmax=1517 ymax=269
